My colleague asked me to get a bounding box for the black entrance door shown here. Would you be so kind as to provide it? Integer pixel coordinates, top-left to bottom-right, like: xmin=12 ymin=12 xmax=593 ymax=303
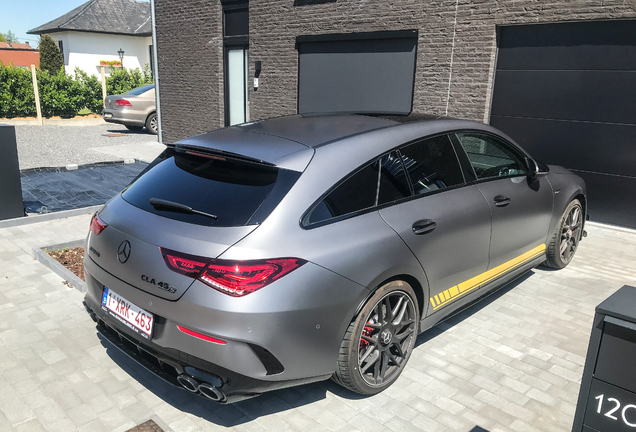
xmin=490 ymin=20 xmax=636 ymax=228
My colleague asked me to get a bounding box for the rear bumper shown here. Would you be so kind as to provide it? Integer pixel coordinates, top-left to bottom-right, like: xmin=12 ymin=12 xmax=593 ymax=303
xmin=82 ymin=254 xmax=368 ymax=399
xmin=82 ymin=300 xmax=330 ymax=403
xmin=103 ymin=109 xmax=146 ymax=127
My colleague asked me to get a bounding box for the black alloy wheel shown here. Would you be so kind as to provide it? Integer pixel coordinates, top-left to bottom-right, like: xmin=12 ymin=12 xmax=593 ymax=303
xmin=545 ymin=199 xmax=583 ymax=269
xmin=333 ymin=281 xmax=419 ymax=394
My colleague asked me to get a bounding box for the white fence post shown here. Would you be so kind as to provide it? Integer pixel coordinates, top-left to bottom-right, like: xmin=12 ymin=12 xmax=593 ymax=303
xmin=100 ymin=66 xmax=107 ymax=102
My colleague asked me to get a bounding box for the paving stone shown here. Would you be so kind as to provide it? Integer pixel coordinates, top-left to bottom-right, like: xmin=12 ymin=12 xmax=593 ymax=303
xmin=0 ymin=210 xmax=635 ymax=431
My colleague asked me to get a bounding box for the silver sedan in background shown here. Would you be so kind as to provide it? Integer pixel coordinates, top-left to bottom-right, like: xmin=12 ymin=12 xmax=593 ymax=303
xmin=103 ymin=84 xmax=157 ymax=134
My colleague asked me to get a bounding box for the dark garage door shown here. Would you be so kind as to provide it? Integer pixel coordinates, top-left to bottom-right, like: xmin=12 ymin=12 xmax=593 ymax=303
xmin=297 ymin=30 xmax=417 ymax=116
xmin=490 ymin=20 xmax=636 ymax=228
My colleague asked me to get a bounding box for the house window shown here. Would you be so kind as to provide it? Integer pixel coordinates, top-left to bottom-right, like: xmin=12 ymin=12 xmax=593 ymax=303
xmin=149 ymin=45 xmax=154 ymax=78
xmin=222 ymin=1 xmax=249 ymax=126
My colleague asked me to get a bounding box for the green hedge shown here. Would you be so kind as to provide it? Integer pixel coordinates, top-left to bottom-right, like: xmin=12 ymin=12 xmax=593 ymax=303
xmin=0 ymin=62 xmax=153 ymax=119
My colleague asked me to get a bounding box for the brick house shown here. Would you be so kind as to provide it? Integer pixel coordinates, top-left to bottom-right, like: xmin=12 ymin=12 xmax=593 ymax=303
xmin=0 ymin=42 xmax=39 ymax=68
xmin=153 ymin=1 xmax=636 ymax=228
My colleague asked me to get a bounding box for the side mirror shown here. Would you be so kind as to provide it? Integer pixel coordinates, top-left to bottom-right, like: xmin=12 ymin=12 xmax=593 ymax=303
xmin=528 ymin=159 xmax=549 ymax=179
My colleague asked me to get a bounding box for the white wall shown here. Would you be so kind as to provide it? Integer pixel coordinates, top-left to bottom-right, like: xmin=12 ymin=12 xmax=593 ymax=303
xmin=48 ymin=31 xmax=152 ymax=77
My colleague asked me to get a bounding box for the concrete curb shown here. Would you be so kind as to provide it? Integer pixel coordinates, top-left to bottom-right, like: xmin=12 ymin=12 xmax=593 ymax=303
xmin=0 ymin=205 xmax=101 ymax=229
xmin=33 ymin=239 xmax=86 ymax=293
xmin=586 ymin=221 xmax=636 ymax=235
xmin=0 ymin=118 xmax=106 ymax=126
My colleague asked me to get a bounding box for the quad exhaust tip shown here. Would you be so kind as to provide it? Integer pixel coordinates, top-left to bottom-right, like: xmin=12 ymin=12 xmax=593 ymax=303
xmin=177 ymin=374 xmax=226 ymax=402
xmin=198 ymin=382 xmax=226 ymax=402
xmin=177 ymin=374 xmax=200 ymax=393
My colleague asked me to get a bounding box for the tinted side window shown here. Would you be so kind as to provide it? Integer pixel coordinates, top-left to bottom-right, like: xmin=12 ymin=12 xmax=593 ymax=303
xmin=305 ymin=161 xmax=379 ymax=225
xmin=456 ymin=133 xmax=528 ymax=179
xmin=378 ymin=151 xmax=411 ymax=205
xmin=399 ymin=135 xmax=464 ymax=195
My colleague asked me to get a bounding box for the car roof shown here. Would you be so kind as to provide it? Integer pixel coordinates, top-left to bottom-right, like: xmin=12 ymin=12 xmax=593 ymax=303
xmin=173 ymin=113 xmax=482 ymax=171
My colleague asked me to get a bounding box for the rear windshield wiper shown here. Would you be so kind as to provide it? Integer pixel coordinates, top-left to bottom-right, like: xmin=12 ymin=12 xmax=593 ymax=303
xmin=149 ymin=198 xmax=218 ymax=220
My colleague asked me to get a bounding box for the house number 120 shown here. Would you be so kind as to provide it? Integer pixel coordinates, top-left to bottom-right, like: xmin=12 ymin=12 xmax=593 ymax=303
xmin=595 ymin=394 xmax=636 ymax=427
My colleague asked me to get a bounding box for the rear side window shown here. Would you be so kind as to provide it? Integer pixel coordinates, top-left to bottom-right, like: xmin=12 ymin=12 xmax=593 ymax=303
xmin=305 ymin=161 xmax=379 ymax=226
xmin=122 ymin=149 xmax=299 ymax=226
xmin=456 ymin=132 xmax=527 ymax=179
xmin=305 ymin=151 xmax=411 ymax=226
xmin=399 ymin=134 xmax=464 ymax=195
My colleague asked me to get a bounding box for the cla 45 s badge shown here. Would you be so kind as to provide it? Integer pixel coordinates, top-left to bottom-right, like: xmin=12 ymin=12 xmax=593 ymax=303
xmin=141 ymin=275 xmax=177 ymax=293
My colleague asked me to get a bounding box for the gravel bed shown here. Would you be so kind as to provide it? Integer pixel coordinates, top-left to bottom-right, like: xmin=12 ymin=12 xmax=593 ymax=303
xmin=14 ymin=123 xmax=158 ymax=170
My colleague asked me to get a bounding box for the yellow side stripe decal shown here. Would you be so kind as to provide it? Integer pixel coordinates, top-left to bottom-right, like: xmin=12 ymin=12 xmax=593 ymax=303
xmin=429 ymin=244 xmax=546 ymax=311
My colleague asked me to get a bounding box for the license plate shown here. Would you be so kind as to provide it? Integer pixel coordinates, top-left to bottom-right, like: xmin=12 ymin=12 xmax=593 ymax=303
xmin=101 ymin=287 xmax=153 ymax=339
xmin=103 ymin=113 xmax=113 ymax=119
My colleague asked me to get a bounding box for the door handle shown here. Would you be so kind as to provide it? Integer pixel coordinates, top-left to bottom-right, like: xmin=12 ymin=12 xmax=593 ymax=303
xmin=412 ymin=219 xmax=437 ymax=235
xmin=494 ymin=195 xmax=511 ymax=207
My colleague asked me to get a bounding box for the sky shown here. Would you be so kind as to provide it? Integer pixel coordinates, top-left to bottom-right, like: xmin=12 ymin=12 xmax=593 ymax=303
xmin=0 ymin=0 xmax=149 ymax=46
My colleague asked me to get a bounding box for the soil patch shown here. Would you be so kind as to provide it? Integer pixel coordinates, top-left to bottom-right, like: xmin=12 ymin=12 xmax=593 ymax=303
xmin=47 ymin=247 xmax=85 ymax=281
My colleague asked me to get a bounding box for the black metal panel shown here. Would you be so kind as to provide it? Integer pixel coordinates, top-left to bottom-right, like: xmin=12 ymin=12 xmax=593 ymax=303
xmin=571 ymin=171 xmax=636 ymax=228
xmin=491 ymin=70 xmax=636 ymax=124
xmin=489 ymin=116 xmax=636 ymax=177
xmin=498 ymin=20 xmax=636 ymax=71
xmin=0 ymin=125 xmax=24 ymax=220
xmin=595 ymin=321 xmax=636 ymax=393
xmin=297 ymin=34 xmax=417 ymax=115
xmin=224 ymin=8 xmax=248 ymax=37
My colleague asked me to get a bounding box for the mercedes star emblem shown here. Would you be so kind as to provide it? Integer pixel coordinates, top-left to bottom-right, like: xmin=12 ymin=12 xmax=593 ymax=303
xmin=117 ymin=240 xmax=131 ymax=263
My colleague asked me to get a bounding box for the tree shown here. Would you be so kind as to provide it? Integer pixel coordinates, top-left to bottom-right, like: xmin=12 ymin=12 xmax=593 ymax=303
xmin=0 ymin=34 xmax=5 ymax=42
xmin=2 ymin=30 xmax=18 ymax=42
xmin=38 ymin=35 xmax=64 ymax=74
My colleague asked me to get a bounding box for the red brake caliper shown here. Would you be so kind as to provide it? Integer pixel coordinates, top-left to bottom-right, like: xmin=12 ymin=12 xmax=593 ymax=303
xmin=359 ymin=323 xmax=373 ymax=350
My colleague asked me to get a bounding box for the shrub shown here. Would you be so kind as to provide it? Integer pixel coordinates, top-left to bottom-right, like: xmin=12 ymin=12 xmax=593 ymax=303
xmin=0 ymin=62 xmax=153 ymax=118
xmin=0 ymin=62 xmax=36 ymax=118
xmin=106 ymin=63 xmax=153 ymax=95
xmin=74 ymin=68 xmax=104 ymax=114
xmin=37 ymin=68 xmax=84 ymax=118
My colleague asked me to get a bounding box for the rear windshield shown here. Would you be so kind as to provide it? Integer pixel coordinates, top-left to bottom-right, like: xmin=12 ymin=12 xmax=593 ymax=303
xmin=122 ymin=149 xmax=300 ymax=227
xmin=124 ymin=84 xmax=155 ymax=96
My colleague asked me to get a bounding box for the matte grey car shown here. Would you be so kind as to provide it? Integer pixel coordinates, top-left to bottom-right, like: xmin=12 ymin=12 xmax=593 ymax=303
xmin=103 ymin=84 xmax=158 ymax=134
xmin=82 ymin=113 xmax=586 ymax=403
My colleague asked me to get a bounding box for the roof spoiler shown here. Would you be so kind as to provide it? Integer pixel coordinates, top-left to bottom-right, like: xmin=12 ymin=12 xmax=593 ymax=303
xmin=168 ymin=143 xmax=275 ymax=167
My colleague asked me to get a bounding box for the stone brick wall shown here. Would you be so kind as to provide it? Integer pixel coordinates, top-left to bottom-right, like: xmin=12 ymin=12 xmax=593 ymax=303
xmin=154 ymin=0 xmax=223 ymax=143
xmin=155 ymin=0 xmax=636 ymax=141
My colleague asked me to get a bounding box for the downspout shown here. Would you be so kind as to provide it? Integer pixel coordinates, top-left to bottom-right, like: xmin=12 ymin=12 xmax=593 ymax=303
xmin=150 ymin=0 xmax=163 ymax=144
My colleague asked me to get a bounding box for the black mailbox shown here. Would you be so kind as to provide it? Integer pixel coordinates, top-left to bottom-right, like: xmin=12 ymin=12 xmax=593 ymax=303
xmin=0 ymin=124 xmax=24 ymax=220
xmin=573 ymin=285 xmax=636 ymax=432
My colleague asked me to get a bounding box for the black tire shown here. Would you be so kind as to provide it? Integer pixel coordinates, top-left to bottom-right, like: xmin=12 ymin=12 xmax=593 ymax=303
xmin=333 ymin=280 xmax=419 ymax=395
xmin=544 ymin=199 xmax=583 ymax=269
xmin=125 ymin=125 xmax=143 ymax=131
xmin=145 ymin=112 xmax=158 ymax=135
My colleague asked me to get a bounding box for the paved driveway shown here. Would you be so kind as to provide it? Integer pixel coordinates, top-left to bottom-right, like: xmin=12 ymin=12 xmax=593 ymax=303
xmin=0 ymin=217 xmax=634 ymax=432
xmin=14 ymin=124 xmax=161 ymax=170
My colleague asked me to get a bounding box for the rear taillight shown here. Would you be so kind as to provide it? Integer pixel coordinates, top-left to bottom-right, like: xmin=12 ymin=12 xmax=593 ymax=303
xmin=161 ymin=249 xmax=209 ymax=277
xmin=115 ymin=99 xmax=132 ymax=106
xmin=90 ymin=213 xmax=108 ymax=235
xmin=160 ymin=248 xmax=306 ymax=297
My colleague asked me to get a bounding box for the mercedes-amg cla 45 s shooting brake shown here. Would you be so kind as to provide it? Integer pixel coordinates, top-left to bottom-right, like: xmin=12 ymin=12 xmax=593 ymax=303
xmin=83 ymin=113 xmax=586 ymax=403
